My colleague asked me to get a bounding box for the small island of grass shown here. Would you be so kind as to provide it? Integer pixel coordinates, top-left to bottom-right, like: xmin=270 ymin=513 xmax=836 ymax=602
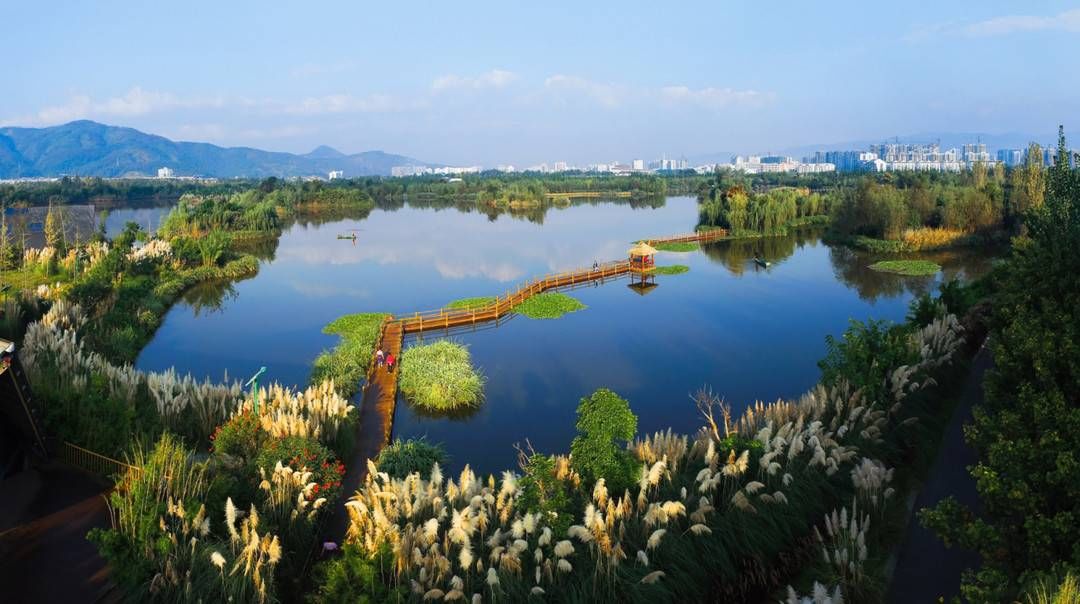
xmin=311 ymin=312 xmax=389 ymax=397
xmin=399 ymin=340 xmax=485 ymax=412
xmin=653 ymin=264 xmax=690 ymax=275
xmin=868 ymin=259 xmax=941 ymax=276
xmin=653 ymin=241 xmax=698 ymax=252
xmin=446 ymin=296 xmax=498 ymax=310
xmin=512 ymin=292 xmax=586 ymax=319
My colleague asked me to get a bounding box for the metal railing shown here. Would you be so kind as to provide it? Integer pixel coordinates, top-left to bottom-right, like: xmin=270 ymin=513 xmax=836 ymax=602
xmin=55 ymin=441 xmax=140 ymax=480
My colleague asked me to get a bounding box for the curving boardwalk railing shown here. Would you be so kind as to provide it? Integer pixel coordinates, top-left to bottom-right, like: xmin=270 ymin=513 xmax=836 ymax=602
xmin=396 ymin=259 xmax=631 ymax=334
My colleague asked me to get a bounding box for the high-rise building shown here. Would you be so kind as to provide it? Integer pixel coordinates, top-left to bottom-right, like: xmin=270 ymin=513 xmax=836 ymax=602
xmin=632 ymin=159 xmax=645 ymax=171
xmin=996 ymin=149 xmax=1023 ymax=167
xmin=328 ymin=170 xmax=344 ymax=180
xmin=157 ymin=167 xmax=174 ymax=178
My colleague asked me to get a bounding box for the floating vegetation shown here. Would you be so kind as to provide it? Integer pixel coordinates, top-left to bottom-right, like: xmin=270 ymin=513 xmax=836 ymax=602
xmin=446 ymin=296 xmax=497 ymax=310
xmin=513 ymin=292 xmax=586 ymax=319
xmin=399 ymin=340 xmax=484 ymax=412
xmin=868 ymin=260 xmax=941 ymax=276
xmin=653 ymin=264 xmax=690 ymax=275
xmin=311 ymin=312 xmax=389 ymax=397
xmin=652 ymin=241 xmax=698 ymax=252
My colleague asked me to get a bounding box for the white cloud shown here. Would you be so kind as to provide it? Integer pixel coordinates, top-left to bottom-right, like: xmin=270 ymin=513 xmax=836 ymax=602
xmin=908 ymin=8 xmax=1080 ymax=41
xmin=963 ymin=8 xmax=1080 ymax=36
xmin=543 ymin=75 xmax=624 ymax=108
xmin=283 ymin=93 xmax=403 ymax=115
xmin=16 ymin=87 xmax=225 ymax=125
xmin=432 ymin=69 xmax=519 ymax=91
xmin=659 ymin=86 xmax=773 ymax=110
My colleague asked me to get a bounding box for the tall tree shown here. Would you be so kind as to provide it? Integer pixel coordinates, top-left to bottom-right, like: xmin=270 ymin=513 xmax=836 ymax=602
xmin=921 ymin=126 xmax=1080 ymax=601
xmin=44 ymin=199 xmax=64 ymax=250
xmin=1018 ymin=142 xmax=1046 ymax=214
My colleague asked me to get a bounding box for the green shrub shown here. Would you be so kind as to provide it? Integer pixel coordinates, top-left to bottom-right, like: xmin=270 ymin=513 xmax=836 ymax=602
xmin=376 ymin=438 xmax=447 ymax=479
xmin=653 ymin=264 xmax=690 ymax=275
xmin=398 ymin=340 xmax=484 ymax=412
xmin=819 ymin=319 xmax=918 ymax=407
xmin=210 ymin=410 xmax=263 ymax=460
xmin=569 ymin=388 xmax=638 ymax=492
xmin=308 ymin=543 xmax=407 ymax=604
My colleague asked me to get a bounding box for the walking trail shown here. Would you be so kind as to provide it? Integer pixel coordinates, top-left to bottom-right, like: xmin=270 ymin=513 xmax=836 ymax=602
xmin=888 ymin=344 xmax=990 ymax=603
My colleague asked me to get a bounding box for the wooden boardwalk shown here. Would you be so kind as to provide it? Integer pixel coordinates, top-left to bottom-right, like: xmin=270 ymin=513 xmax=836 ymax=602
xmin=325 ymin=319 xmax=403 ymax=541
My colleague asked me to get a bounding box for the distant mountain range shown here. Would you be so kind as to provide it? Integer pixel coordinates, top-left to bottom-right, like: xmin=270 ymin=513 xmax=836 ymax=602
xmin=0 ymin=121 xmax=430 ymax=179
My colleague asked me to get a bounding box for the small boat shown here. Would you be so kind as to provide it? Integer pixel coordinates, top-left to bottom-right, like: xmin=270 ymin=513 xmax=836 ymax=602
xmin=336 ymin=233 xmax=358 ymax=240
xmin=754 ymin=257 xmax=771 ymax=268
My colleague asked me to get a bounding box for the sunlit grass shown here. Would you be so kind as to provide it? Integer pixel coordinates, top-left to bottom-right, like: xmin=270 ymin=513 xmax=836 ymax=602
xmin=868 ymin=260 xmax=941 ymax=276
xmin=399 ymin=340 xmax=484 ymax=412
xmin=512 ymin=292 xmax=586 ymax=319
xmin=446 ymin=296 xmax=497 ymax=310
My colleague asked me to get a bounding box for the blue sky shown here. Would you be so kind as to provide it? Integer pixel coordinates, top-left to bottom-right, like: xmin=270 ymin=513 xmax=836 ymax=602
xmin=2 ymin=0 xmax=1078 ymax=165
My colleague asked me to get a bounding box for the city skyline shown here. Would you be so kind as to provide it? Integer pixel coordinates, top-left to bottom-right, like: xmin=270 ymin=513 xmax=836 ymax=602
xmin=3 ymin=0 xmax=1079 ymax=166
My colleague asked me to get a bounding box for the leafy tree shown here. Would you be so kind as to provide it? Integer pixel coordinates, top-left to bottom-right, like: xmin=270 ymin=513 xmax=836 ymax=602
xmin=921 ymin=126 xmax=1080 ymax=601
xmin=570 ymin=388 xmax=638 ymax=492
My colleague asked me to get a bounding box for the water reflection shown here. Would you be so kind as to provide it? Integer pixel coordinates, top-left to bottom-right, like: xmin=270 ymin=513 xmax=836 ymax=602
xmin=134 ymin=196 xmax=999 ymax=474
xmin=182 ymin=281 xmax=240 ymax=317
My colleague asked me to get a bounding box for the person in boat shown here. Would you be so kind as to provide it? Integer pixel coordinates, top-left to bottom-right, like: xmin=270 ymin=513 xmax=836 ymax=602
xmin=376 ymin=347 xmax=385 ymax=366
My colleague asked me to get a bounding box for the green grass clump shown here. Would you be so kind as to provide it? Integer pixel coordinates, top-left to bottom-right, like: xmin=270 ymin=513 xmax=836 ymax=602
xmin=376 ymin=438 xmax=448 ymax=479
xmin=868 ymin=260 xmax=941 ymax=276
xmin=512 ymin=292 xmax=586 ymax=319
xmin=653 ymin=241 xmax=699 ymax=252
xmin=446 ymin=296 xmax=497 ymax=310
xmin=399 ymin=340 xmax=484 ymax=412
xmin=311 ymin=312 xmax=389 ymax=397
xmin=653 ymin=264 xmax=690 ymax=275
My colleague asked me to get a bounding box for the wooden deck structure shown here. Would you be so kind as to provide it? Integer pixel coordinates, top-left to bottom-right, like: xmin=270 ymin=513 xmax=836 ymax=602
xmin=396 ymin=259 xmax=631 ymax=334
xmin=644 ymin=228 xmax=728 ymax=246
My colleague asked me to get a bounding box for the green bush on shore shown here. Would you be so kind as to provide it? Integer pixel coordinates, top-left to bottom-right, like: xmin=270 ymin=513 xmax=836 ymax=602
xmin=868 ymin=259 xmax=941 ymax=276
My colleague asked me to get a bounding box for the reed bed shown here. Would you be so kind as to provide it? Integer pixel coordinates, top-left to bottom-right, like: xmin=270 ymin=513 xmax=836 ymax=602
xmin=512 ymin=292 xmax=586 ymax=319
xmin=398 ymin=340 xmax=484 ymax=412
xmin=900 ymin=227 xmax=967 ymax=251
xmin=341 ymin=314 xmax=965 ymax=602
xmin=22 ymin=303 xmax=351 ymax=451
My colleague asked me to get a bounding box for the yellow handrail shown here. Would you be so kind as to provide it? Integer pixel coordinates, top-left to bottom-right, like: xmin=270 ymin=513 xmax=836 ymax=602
xmin=56 ymin=441 xmax=140 ymax=480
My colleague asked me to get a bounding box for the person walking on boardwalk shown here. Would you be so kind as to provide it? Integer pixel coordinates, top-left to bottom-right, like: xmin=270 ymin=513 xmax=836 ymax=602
xmin=376 ymin=347 xmax=385 ymax=366
xmin=385 ymin=352 xmax=396 ymax=372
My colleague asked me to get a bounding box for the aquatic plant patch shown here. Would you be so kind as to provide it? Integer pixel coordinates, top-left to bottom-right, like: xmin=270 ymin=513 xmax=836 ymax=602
xmin=868 ymin=260 xmax=941 ymax=276
xmin=653 ymin=241 xmax=699 ymax=252
xmin=446 ymin=296 xmax=497 ymax=310
xmin=653 ymin=264 xmax=690 ymax=275
xmin=398 ymin=340 xmax=484 ymax=412
xmin=512 ymin=292 xmax=587 ymax=319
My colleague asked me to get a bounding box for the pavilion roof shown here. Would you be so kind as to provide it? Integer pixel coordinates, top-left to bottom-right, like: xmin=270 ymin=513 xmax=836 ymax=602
xmin=628 ymin=241 xmax=657 ymax=257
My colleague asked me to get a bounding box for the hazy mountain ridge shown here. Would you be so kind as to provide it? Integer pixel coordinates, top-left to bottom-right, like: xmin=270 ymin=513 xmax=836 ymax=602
xmin=0 ymin=121 xmax=429 ymax=179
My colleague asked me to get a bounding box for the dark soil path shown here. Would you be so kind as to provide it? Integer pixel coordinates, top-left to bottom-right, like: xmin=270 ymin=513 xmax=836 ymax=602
xmin=888 ymin=345 xmax=990 ymax=603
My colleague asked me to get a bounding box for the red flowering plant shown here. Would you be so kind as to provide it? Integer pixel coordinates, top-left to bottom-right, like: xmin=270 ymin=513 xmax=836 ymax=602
xmin=255 ymin=434 xmax=346 ymax=506
xmin=209 ymin=410 xmax=262 ymax=460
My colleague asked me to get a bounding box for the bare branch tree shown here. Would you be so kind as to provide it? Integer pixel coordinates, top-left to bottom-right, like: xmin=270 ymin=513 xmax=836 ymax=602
xmin=692 ymin=386 xmax=731 ymax=441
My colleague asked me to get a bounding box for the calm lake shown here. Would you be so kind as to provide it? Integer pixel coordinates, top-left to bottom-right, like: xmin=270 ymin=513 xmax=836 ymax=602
xmin=135 ymin=196 xmax=993 ymax=473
